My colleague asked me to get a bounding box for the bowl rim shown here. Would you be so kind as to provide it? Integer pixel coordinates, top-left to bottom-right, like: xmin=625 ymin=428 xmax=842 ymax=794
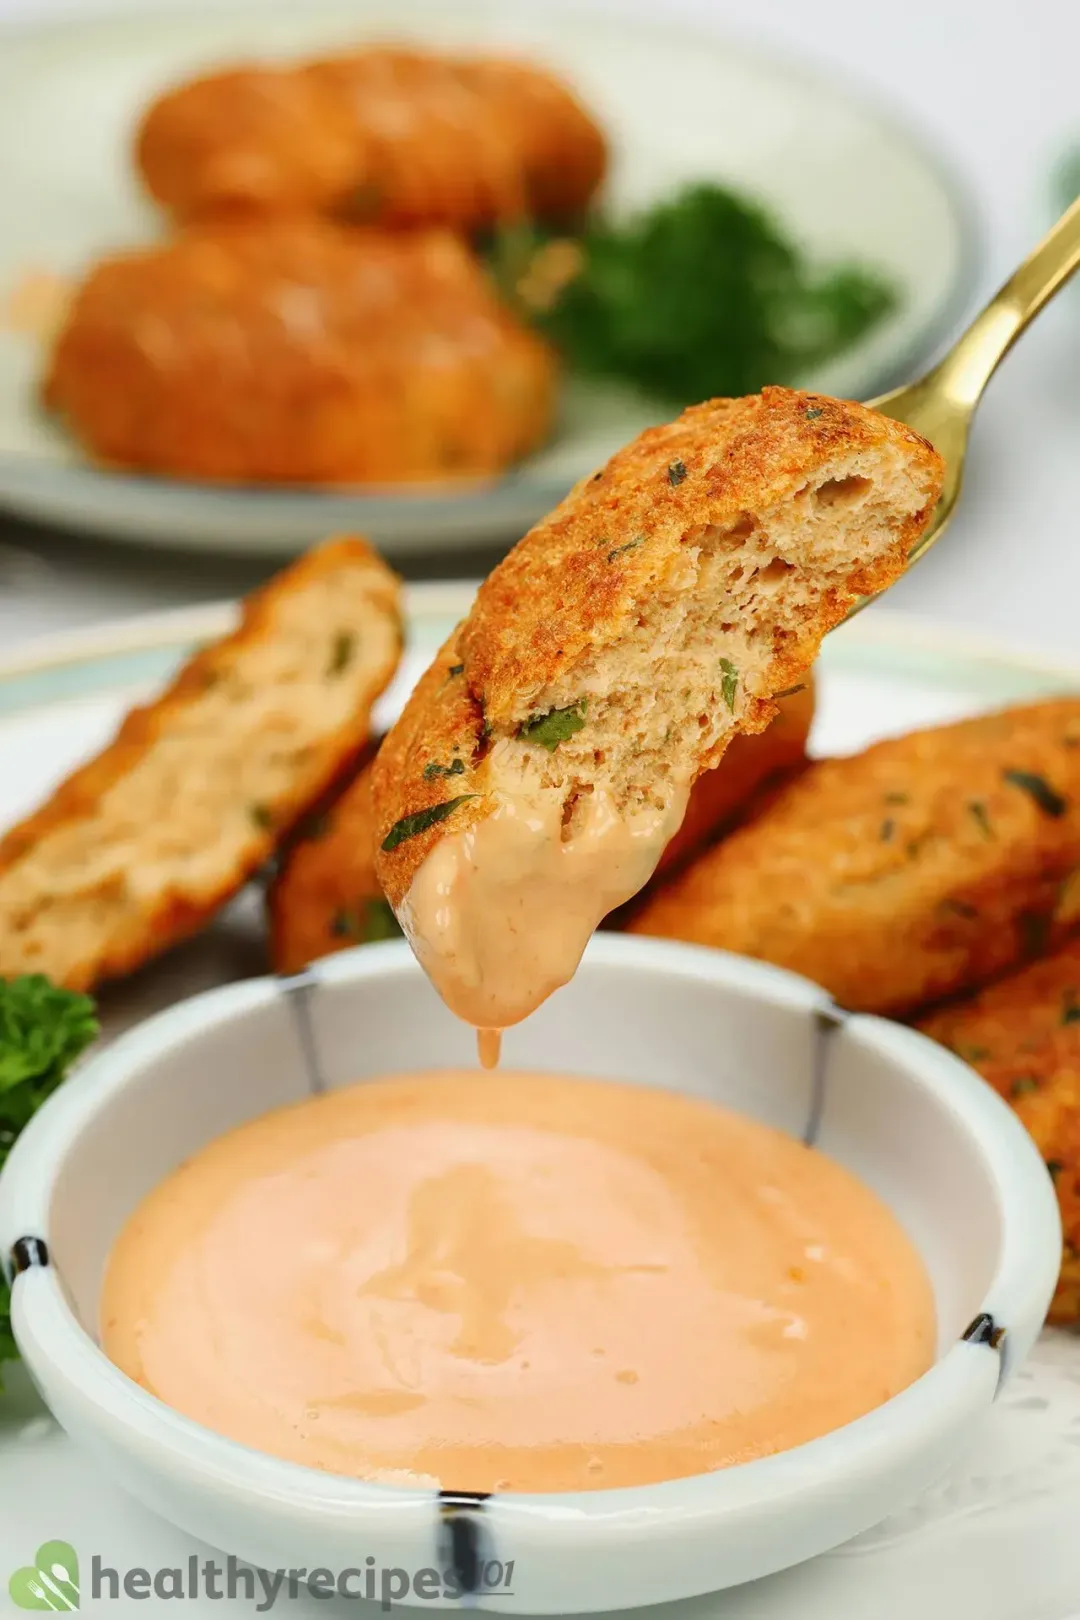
xmin=0 ymin=935 xmax=1061 ymax=1526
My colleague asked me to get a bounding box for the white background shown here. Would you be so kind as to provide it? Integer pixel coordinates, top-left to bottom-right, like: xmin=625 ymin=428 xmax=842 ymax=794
xmin=0 ymin=0 xmax=1077 ymax=658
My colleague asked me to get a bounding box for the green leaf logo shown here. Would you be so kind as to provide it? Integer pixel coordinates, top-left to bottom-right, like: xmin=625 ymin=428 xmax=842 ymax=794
xmin=8 ymin=1541 xmax=80 ymax=1609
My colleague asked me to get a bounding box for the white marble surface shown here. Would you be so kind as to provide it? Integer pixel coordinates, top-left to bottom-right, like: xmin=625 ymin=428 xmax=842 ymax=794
xmin=0 ymin=0 xmax=1077 ymax=656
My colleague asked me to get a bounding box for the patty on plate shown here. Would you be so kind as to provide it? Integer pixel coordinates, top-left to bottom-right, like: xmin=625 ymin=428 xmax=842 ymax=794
xmin=0 ymin=538 xmax=402 ymax=991
xmin=919 ymin=935 xmax=1080 ymax=1324
xmin=632 ymin=697 xmax=1080 ymax=1015
xmin=136 ymin=47 xmax=606 ymax=228
xmin=43 ymin=218 xmax=556 ymax=485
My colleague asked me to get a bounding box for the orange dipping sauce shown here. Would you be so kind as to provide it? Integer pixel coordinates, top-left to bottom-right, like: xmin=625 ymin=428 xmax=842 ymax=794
xmin=101 ymin=1071 xmax=934 ymax=1493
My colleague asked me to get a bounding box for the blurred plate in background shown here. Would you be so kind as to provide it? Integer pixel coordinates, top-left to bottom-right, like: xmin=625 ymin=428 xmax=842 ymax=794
xmin=0 ymin=0 xmax=979 ymax=557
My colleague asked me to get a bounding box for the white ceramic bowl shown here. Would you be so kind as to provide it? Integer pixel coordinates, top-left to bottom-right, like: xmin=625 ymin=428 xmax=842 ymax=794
xmin=0 ymin=937 xmax=1060 ymax=1613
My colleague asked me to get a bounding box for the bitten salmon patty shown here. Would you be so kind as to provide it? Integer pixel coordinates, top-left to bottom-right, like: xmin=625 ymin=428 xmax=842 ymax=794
xmin=0 ymin=538 xmax=402 ymax=991
xmin=632 ymin=697 xmax=1080 ymax=1016
xmin=136 ymin=47 xmax=606 ymax=229
xmin=372 ymin=387 xmax=944 ymax=1031
xmin=919 ymin=938 xmax=1080 ymax=1324
xmin=43 ymin=219 xmax=555 ymax=485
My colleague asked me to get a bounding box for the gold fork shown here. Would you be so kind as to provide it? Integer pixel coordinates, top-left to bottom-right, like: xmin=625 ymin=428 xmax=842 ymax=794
xmin=851 ymin=195 xmax=1080 ymax=613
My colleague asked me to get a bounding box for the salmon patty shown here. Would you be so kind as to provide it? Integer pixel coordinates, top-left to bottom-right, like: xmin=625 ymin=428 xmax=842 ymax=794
xmin=633 ymin=697 xmax=1080 ymax=1016
xmin=372 ymin=387 xmax=943 ymax=1029
xmin=0 ymin=538 xmax=402 ymax=991
xmin=919 ymin=937 xmax=1080 ymax=1324
xmin=44 ymin=219 xmax=555 ymax=485
xmin=136 ymin=47 xmax=606 ymax=228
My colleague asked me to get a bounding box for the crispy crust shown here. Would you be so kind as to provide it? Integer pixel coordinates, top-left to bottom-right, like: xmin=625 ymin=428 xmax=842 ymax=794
xmin=269 ymin=755 xmax=388 ymax=975
xmin=632 ymin=697 xmax=1080 ymax=1016
xmin=918 ymin=940 xmax=1080 ymax=1324
xmin=461 ymin=389 xmax=940 ymax=729
xmin=0 ymin=537 xmax=402 ymax=991
xmin=136 ymin=49 xmax=606 ymax=228
xmin=44 ymin=219 xmax=556 ymax=485
xmin=373 ymin=388 xmax=943 ymax=907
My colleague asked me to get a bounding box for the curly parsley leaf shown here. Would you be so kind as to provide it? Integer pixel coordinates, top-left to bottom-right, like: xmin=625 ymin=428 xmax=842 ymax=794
xmin=489 ymin=184 xmax=897 ymax=403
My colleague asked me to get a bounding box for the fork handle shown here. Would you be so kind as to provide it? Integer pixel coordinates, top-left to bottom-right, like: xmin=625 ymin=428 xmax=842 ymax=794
xmin=930 ymin=195 xmax=1080 ymax=407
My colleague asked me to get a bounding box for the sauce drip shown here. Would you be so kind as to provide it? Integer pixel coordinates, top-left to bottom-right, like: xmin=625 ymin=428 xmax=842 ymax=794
xmin=400 ymin=755 xmax=689 ymax=1033
xmin=477 ymin=1028 xmax=502 ymax=1069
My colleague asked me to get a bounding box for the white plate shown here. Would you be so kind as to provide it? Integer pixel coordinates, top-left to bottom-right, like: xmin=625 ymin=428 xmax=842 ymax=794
xmin=2 ymin=591 xmax=1080 ymax=1617
xmin=0 ymin=0 xmax=978 ymax=558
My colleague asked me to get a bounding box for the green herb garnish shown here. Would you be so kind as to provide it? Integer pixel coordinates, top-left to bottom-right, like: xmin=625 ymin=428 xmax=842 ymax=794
xmin=1003 ymin=769 xmax=1068 ymax=818
xmin=968 ymin=801 xmax=995 ymax=840
xmin=1062 ymin=993 xmax=1080 ymax=1026
xmin=448 ymin=664 xmax=464 ymax=678
xmin=719 ymin=659 xmax=738 ymax=713
xmin=423 ymin=758 xmax=467 ymax=781
xmin=327 ymin=631 xmax=355 ymax=676
xmin=381 ymin=795 xmax=478 ymax=853
xmin=667 ymin=460 xmax=687 ymax=486
xmin=249 ymin=803 xmax=274 ymax=832
xmin=880 ymin=818 xmax=895 ymax=842
xmin=519 ymin=701 xmax=588 ymax=752
xmin=489 ymin=184 xmax=897 ymax=403
xmin=0 ymin=976 xmax=98 ymax=1388
xmin=607 ymin=537 xmax=644 ymax=563
xmin=884 ymin=792 xmax=910 ymax=806
xmin=1047 ymin=1159 xmax=1065 ymax=1180
xmin=362 ymin=897 xmax=403 ymax=942
xmin=1011 ymin=1076 xmax=1039 ymax=1097
xmin=774 ymin=684 xmax=807 ymax=700
xmin=331 ymin=898 xmax=403 ymax=944
xmin=957 ymin=1045 xmax=991 ymax=1063
xmin=805 ymin=406 xmax=825 ymax=420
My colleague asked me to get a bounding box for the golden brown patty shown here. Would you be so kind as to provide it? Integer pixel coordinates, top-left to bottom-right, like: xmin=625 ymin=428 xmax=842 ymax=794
xmin=269 ymin=758 xmax=399 ymax=975
xmin=0 ymin=538 xmax=402 ymax=991
xmin=43 ymin=219 xmax=555 ymax=485
xmin=373 ymin=388 xmax=942 ymax=913
xmin=136 ymin=48 xmax=606 ymax=228
xmin=918 ymin=939 xmax=1080 ymax=1324
xmin=632 ymin=697 xmax=1080 ymax=1016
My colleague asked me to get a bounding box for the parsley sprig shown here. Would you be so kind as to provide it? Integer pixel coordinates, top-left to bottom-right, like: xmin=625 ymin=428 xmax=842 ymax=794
xmin=489 ymin=182 xmax=897 ymax=403
xmin=0 ymin=976 xmax=98 ymax=1388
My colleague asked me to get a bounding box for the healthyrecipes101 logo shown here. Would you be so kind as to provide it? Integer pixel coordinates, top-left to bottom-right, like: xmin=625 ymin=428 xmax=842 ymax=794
xmin=8 ymin=1541 xmax=80 ymax=1610
xmin=8 ymin=1542 xmax=517 ymax=1610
